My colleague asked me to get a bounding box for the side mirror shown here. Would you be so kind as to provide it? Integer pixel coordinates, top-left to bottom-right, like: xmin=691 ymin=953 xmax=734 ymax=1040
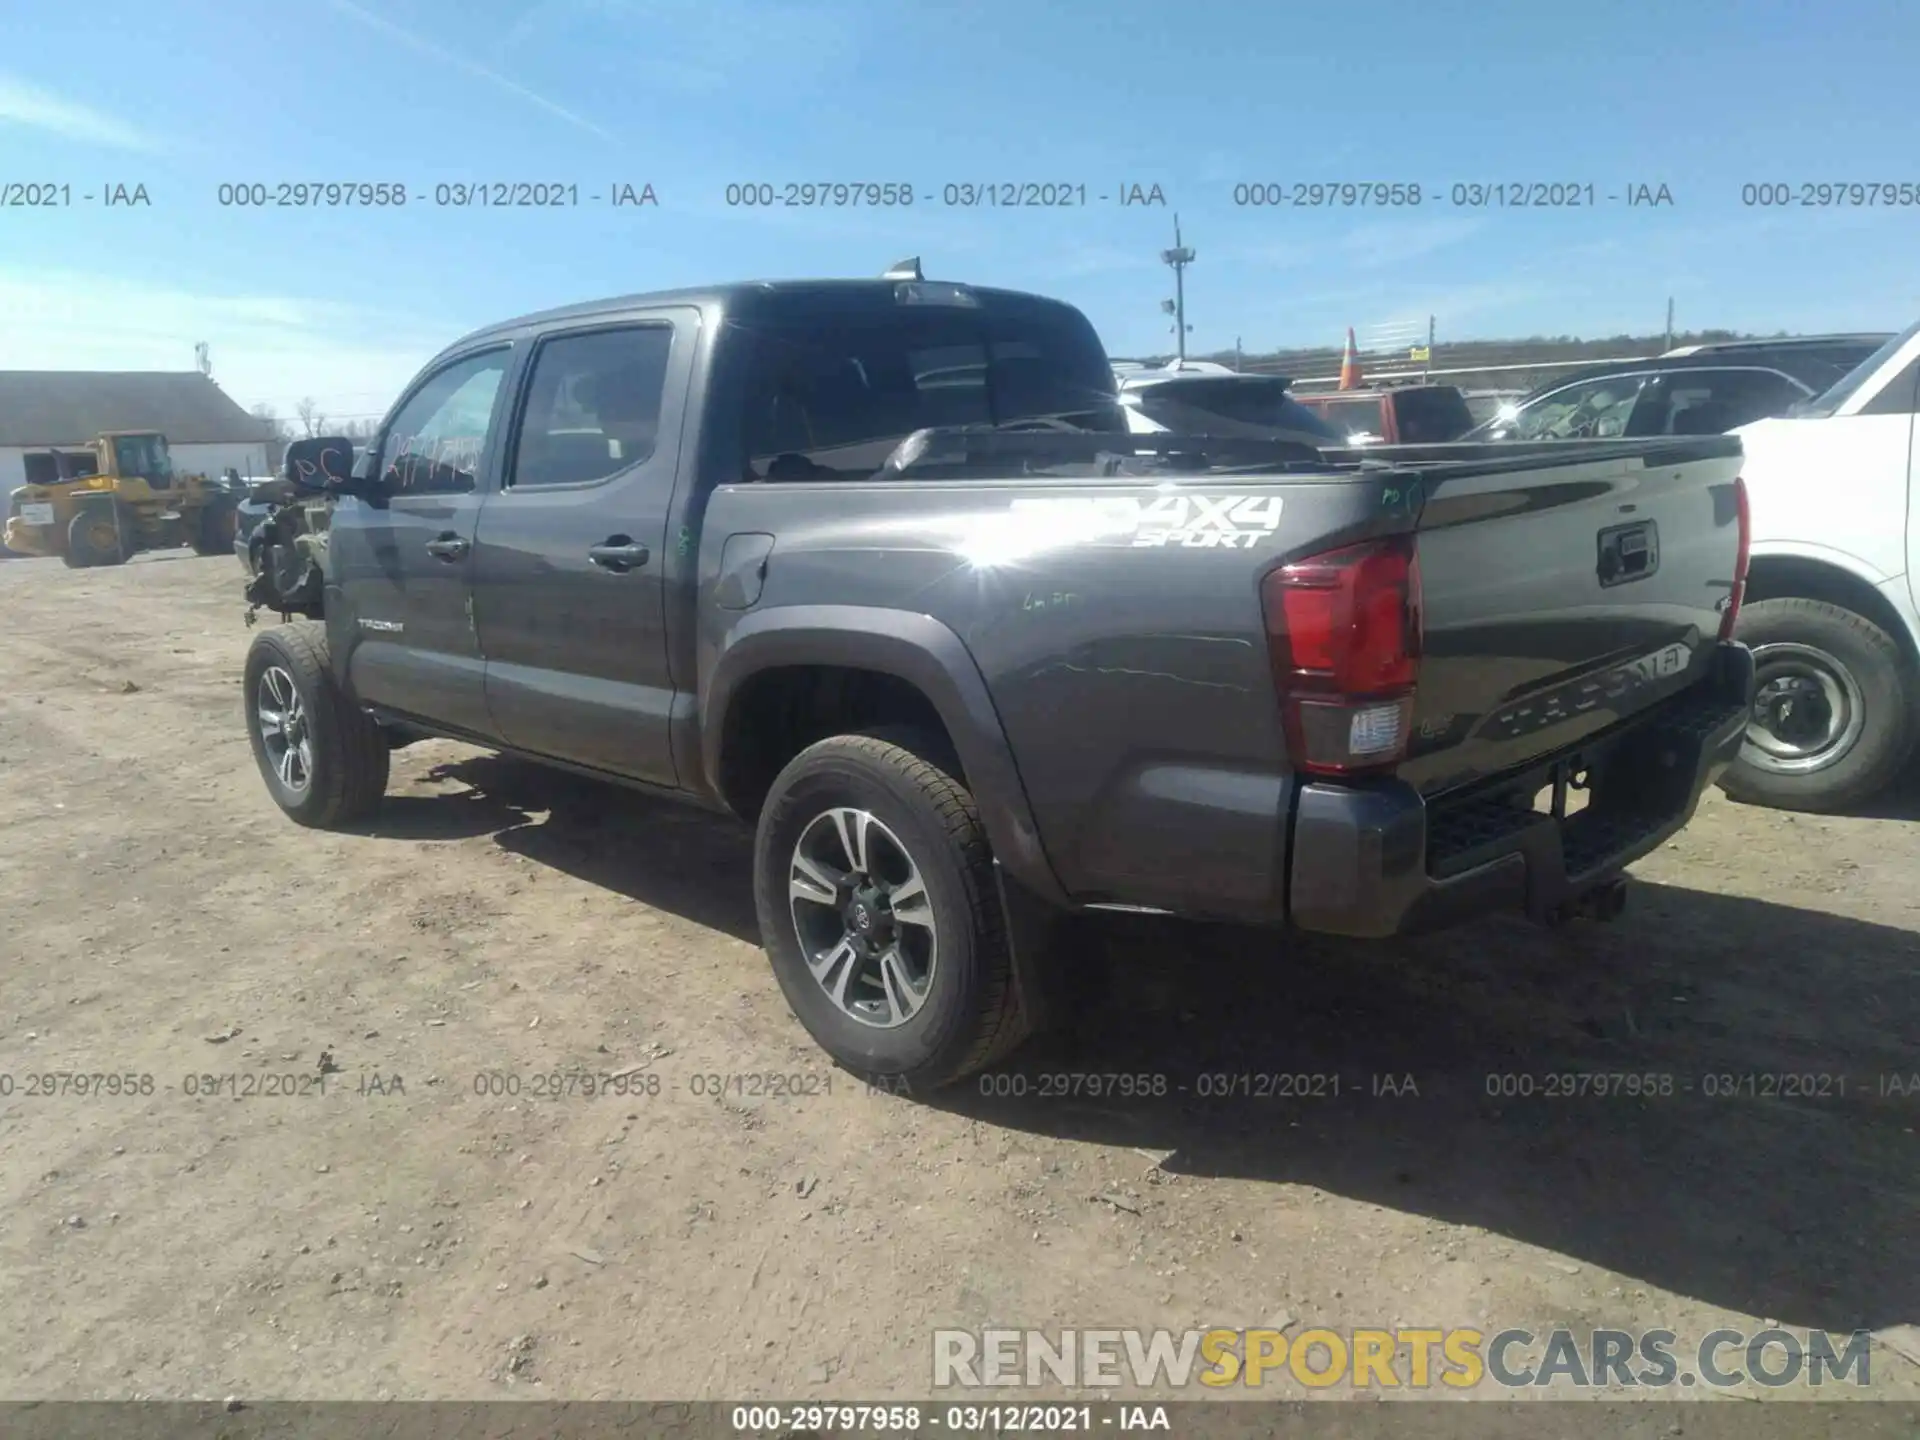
xmin=284 ymin=435 xmax=360 ymax=494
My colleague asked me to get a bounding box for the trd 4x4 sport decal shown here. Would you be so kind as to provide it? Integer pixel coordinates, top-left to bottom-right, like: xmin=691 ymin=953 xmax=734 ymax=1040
xmin=1007 ymin=493 xmax=1286 ymax=550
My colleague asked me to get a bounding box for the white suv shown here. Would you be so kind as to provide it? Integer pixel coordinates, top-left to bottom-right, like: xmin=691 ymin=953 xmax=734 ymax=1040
xmin=1723 ymin=320 xmax=1920 ymax=810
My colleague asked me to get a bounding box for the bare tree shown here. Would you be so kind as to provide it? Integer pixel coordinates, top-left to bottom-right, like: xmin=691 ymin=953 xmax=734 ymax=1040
xmin=250 ymin=402 xmax=291 ymax=471
xmin=295 ymin=397 xmax=328 ymax=438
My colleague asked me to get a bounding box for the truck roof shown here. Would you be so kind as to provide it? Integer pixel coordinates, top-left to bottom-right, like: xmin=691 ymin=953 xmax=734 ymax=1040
xmin=440 ymin=279 xmax=1086 ymax=359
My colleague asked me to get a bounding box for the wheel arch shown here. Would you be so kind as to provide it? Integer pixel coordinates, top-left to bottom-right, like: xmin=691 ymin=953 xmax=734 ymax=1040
xmin=701 ymin=604 xmax=1066 ymax=906
xmin=1743 ymin=548 xmax=1920 ymax=673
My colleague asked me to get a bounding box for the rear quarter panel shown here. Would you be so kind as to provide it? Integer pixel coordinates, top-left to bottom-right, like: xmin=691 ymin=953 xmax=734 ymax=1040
xmin=700 ymin=475 xmax=1391 ymax=920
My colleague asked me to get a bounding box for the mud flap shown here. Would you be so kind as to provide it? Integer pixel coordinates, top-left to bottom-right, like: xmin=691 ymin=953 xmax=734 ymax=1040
xmin=992 ymin=860 xmax=1111 ymax=1039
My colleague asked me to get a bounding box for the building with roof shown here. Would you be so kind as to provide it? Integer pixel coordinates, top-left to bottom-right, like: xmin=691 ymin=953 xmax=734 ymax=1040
xmin=0 ymin=371 xmax=277 ymax=491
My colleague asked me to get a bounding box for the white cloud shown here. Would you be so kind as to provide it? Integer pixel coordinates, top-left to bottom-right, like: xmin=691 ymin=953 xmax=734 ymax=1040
xmin=325 ymin=0 xmax=614 ymax=140
xmin=0 ymin=75 xmax=165 ymax=153
xmin=0 ymin=270 xmax=451 ymax=422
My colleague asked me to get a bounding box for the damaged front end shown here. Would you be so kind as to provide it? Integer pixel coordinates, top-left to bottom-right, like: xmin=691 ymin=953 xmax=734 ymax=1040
xmin=243 ymin=435 xmax=354 ymax=627
xmin=243 ymin=492 xmax=331 ymax=626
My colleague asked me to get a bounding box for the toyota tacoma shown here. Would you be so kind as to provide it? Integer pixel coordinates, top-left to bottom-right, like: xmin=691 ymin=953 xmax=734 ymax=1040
xmin=239 ymin=269 xmax=1755 ymax=1087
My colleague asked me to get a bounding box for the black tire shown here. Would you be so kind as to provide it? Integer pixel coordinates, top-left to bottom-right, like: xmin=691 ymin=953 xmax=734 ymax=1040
xmin=64 ymin=507 xmax=123 ymax=568
xmin=1719 ymin=597 xmax=1917 ymax=813
xmin=753 ymin=730 xmax=1030 ymax=1089
xmin=192 ymin=501 xmax=237 ymax=556
xmin=243 ymin=620 xmax=390 ymax=827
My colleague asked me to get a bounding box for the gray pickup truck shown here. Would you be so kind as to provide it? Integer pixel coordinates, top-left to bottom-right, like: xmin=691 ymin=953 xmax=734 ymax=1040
xmin=241 ymin=272 xmax=1755 ymax=1087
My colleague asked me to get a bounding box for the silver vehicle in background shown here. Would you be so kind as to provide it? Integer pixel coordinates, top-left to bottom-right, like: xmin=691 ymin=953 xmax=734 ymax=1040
xmin=1114 ymin=364 xmax=1342 ymax=445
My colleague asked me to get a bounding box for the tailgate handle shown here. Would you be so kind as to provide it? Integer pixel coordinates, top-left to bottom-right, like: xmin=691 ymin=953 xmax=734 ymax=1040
xmin=1597 ymin=521 xmax=1658 ymax=588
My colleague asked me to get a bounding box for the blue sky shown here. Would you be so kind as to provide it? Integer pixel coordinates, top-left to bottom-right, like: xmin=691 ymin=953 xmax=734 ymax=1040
xmin=2 ymin=0 xmax=1917 ymax=421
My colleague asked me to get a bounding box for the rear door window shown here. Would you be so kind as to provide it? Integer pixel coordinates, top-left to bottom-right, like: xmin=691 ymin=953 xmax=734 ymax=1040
xmin=1628 ymin=369 xmax=1807 ymax=435
xmin=508 ymin=326 xmax=675 ymax=488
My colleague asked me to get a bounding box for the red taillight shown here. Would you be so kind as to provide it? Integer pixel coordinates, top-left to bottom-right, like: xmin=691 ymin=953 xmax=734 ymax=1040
xmin=1262 ymin=534 xmax=1422 ymax=776
xmin=1719 ymin=475 xmax=1751 ymax=642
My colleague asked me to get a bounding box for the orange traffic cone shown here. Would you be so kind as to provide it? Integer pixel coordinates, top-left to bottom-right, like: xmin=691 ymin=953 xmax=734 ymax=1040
xmin=1338 ymin=328 xmax=1363 ymax=390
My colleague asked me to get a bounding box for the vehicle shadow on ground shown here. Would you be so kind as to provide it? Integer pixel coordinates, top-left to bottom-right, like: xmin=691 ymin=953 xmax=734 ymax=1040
xmin=349 ymin=753 xmax=1918 ymax=1332
xmin=1721 ymin=771 xmax=1920 ymax=823
xmin=392 ymin=753 xmax=762 ymax=943
xmin=940 ymin=886 xmax=1920 ymax=1334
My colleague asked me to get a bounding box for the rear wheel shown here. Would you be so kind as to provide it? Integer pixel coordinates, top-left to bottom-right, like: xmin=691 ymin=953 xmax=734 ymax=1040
xmin=64 ymin=508 xmax=123 ymax=568
xmin=1719 ymin=597 xmax=1916 ymax=812
xmin=753 ymin=731 xmax=1030 ymax=1090
xmin=243 ymin=620 xmax=390 ymax=827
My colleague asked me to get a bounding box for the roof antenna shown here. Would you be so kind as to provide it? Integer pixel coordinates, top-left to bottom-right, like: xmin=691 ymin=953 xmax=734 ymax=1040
xmin=882 ymin=256 xmax=923 ymax=280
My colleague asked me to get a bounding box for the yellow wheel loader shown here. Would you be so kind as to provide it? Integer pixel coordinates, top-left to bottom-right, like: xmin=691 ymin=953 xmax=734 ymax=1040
xmin=3 ymin=432 xmax=241 ymax=569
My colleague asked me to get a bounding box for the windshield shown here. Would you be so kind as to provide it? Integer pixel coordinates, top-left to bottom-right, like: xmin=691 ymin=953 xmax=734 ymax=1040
xmin=1794 ymin=319 xmax=1920 ymax=417
xmin=112 ymin=434 xmax=174 ymax=482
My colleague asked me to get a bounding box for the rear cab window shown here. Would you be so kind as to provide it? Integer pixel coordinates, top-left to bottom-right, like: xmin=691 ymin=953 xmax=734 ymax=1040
xmin=727 ymin=289 xmax=1126 ymax=481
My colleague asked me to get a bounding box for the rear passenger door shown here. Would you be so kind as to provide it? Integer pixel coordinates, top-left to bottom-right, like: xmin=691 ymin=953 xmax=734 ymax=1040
xmin=470 ymin=311 xmax=697 ymax=786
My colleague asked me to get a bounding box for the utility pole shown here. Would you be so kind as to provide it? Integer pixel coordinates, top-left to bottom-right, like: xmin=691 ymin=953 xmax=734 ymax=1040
xmin=1664 ymin=297 xmax=1675 ymax=351
xmin=1160 ymin=214 xmax=1196 ymax=364
xmin=1425 ymin=316 xmax=1435 ymax=381
xmin=1235 ymin=335 xmax=1243 ymax=372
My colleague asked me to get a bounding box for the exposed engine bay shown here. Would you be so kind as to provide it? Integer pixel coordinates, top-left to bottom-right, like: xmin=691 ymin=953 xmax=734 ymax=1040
xmin=242 ymin=480 xmax=331 ymax=626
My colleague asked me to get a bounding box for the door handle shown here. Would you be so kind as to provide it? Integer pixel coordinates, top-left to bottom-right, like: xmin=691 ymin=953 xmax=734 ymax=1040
xmin=588 ymin=540 xmax=650 ymax=571
xmin=424 ymin=534 xmax=469 ymax=561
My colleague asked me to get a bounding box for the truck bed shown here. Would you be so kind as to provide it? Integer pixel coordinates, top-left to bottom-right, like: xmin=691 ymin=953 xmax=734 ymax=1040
xmin=699 ymin=433 xmax=1749 ymax=927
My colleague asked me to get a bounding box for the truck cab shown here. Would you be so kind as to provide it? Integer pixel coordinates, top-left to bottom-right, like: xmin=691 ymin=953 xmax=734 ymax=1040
xmin=237 ymin=272 xmax=1751 ymax=1090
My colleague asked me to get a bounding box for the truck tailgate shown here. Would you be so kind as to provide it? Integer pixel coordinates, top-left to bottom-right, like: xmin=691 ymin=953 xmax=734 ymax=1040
xmin=1388 ymin=437 xmax=1745 ymax=796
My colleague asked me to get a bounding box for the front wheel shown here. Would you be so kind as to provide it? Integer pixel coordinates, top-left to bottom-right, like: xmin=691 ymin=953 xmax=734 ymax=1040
xmin=243 ymin=620 xmax=390 ymax=827
xmin=752 ymin=731 xmax=1030 ymax=1089
xmin=1719 ymin=597 xmax=1916 ymax=812
xmin=64 ymin=508 xmax=124 ymax=568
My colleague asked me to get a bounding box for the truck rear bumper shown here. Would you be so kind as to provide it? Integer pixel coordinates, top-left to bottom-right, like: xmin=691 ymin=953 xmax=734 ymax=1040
xmin=1288 ymin=642 xmax=1754 ymax=939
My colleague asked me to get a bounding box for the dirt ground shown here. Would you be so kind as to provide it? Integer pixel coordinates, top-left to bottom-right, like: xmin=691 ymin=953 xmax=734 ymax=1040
xmin=0 ymin=549 xmax=1915 ymax=1404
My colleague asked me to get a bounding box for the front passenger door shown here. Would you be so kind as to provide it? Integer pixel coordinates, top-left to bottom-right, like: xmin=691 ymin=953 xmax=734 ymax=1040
xmin=471 ymin=315 xmax=695 ymax=785
xmin=331 ymin=347 xmax=512 ymax=738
